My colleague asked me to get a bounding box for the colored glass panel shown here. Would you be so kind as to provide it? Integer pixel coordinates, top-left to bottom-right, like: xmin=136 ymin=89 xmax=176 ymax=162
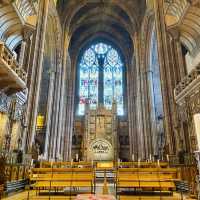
xmin=78 ymin=42 xmax=124 ymax=115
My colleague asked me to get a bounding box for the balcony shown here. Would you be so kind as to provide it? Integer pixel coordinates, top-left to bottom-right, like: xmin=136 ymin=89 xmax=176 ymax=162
xmin=0 ymin=0 xmax=37 ymax=50
xmin=1 ymin=0 xmax=37 ymax=27
xmin=0 ymin=41 xmax=27 ymax=95
xmin=174 ymin=64 xmax=200 ymax=104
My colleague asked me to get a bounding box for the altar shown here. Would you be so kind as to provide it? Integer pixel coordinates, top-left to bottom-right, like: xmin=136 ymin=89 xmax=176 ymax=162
xmin=83 ymin=103 xmax=118 ymax=161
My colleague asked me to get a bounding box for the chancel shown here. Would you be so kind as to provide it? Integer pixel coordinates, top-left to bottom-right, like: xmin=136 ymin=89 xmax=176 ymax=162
xmin=0 ymin=0 xmax=200 ymax=200
xmin=83 ymin=102 xmax=117 ymax=161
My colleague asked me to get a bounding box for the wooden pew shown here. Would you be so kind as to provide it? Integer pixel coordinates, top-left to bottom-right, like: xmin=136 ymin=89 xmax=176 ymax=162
xmin=29 ymin=167 xmax=95 ymax=196
xmin=117 ymin=161 xmax=168 ymax=168
xmin=40 ymin=161 xmax=93 ymax=168
xmin=116 ymin=167 xmax=180 ymax=197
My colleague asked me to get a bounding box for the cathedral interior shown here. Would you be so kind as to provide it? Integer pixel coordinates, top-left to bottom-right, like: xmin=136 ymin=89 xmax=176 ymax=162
xmin=1 ymin=0 xmax=200 ymax=199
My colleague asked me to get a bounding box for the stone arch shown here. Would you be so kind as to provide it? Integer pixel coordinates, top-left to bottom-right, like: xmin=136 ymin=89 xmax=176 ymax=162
xmin=165 ymin=0 xmax=200 ymax=55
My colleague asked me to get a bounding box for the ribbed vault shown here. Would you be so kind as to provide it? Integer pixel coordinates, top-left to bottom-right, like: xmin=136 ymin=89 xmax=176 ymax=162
xmin=58 ymin=0 xmax=146 ymax=60
xmin=165 ymin=0 xmax=200 ymax=55
xmin=0 ymin=2 xmax=36 ymax=51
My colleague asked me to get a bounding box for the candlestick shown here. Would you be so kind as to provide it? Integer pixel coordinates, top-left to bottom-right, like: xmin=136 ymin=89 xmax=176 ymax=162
xmin=132 ymin=154 xmax=135 ymax=161
xmin=31 ymin=159 xmax=34 ymax=167
xmin=118 ymin=158 xmax=120 ymax=167
xmin=71 ymin=159 xmax=73 ymax=166
xmin=75 ymin=154 xmax=79 ymax=162
xmin=157 ymin=159 xmax=160 ymax=167
xmin=167 ymin=154 xmax=169 ymax=162
xmin=138 ymin=158 xmax=141 ymax=167
xmin=91 ymin=160 xmax=93 ymax=167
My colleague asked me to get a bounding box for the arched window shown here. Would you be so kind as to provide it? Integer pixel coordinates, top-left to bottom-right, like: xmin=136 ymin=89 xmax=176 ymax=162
xmin=78 ymin=42 xmax=124 ymax=115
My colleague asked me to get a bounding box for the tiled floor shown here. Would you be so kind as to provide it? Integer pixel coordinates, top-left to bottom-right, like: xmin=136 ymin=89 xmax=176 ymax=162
xmin=1 ymin=180 xmax=197 ymax=200
xmin=2 ymin=190 xmax=197 ymax=200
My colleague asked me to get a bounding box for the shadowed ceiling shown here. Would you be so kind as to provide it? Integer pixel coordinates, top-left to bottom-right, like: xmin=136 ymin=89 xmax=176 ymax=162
xmin=57 ymin=0 xmax=146 ymax=60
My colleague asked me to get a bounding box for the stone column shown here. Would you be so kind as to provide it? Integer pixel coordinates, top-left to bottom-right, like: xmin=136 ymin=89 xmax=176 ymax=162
xmin=18 ymin=41 xmax=26 ymax=67
xmin=133 ymin=33 xmax=146 ymax=160
xmin=175 ymin=37 xmax=187 ymax=79
xmin=127 ymin=56 xmax=134 ymax=158
xmin=154 ymin=0 xmax=178 ymax=154
xmin=43 ymin=68 xmax=56 ymax=159
xmin=66 ymin=56 xmax=75 ymax=160
xmin=23 ymin=0 xmax=49 ymax=153
xmin=145 ymin=69 xmax=157 ymax=155
xmin=62 ymin=42 xmax=73 ymax=161
xmin=48 ymin=66 xmax=61 ymax=160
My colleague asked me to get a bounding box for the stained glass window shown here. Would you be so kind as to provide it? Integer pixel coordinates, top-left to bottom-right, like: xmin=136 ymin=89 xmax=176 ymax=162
xmin=78 ymin=42 xmax=124 ymax=115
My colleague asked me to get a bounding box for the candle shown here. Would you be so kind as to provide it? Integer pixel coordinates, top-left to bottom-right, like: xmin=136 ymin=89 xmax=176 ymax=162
xmin=167 ymin=154 xmax=169 ymax=162
xmin=31 ymin=159 xmax=34 ymax=167
xmin=71 ymin=159 xmax=73 ymax=166
xmin=91 ymin=160 xmax=93 ymax=167
xmin=157 ymin=159 xmax=160 ymax=167
xmin=132 ymin=154 xmax=135 ymax=161
xmin=138 ymin=158 xmax=141 ymax=167
xmin=76 ymin=154 xmax=79 ymax=162
xmin=118 ymin=158 xmax=120 ymax=167
xmin=149 ymin=154 xmax=152 ymax=161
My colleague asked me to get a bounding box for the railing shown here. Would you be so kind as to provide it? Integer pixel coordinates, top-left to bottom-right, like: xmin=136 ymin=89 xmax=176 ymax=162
xmin=169 ymin=153 xmax=196 ymax=166
xmin=169 ymin=154 xmax=198 ymax=196
xmin=5 ymin=164 xmax=30 ymax=181
xmin=0 ymin=42 xmax=27 ymax=83
xmin=174 ymin=64 xmax=200 ymax=98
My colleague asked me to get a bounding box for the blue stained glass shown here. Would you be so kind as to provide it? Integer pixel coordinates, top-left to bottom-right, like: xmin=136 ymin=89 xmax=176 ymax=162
xmin=78 ymin=42 xmax=124 ymax=115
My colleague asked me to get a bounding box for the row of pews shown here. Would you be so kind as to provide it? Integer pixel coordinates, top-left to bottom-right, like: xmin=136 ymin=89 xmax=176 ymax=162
xmin=28 ymin=161 xmax=183 ymax=199
xmin=116 ymin=168 xmax=181 ymax=200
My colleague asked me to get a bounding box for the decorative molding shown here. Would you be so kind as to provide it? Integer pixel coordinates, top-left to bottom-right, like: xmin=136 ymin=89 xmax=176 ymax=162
xmin=175 ymin=64 xmax=200 ymax=105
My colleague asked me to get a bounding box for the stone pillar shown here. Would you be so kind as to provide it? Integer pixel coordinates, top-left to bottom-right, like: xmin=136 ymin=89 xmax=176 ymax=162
xmin=127 ymin=42 xmax=136 ymax=159
xmin=43 ymin=68 xmax=56 ymax=159
xmin=127 ymin=57 xmax=134 ymax=158
xmin=168 ymin=31 xmax=187 ymax=81
xmin=132 ymin=33 xmax=146 ymax=160
xmin=62 ymin=47 xmax=73 ymax=161
xmin=23 ymin=0 xmax=49 ymax=153
xmin=154 ymin=0 xmax=178 ymax=154
xmin=145 ymin=69 xmax=157 ymax=155
xmin=18 ymin=41 xmax=26 ymax=67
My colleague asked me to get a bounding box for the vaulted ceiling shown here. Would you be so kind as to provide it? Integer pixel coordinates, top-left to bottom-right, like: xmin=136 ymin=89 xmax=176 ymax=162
xmin=57 ymin=0 xmax=146 ymax=60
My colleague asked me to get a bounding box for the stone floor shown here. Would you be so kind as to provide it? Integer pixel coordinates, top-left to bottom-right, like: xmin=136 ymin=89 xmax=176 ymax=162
xmin=3 ymin=191 xmax=194 ymax=200
xmin=1 ymin=175 xmax=197 ymax=200
xmin=2 ymin=189 xmax=197 ymax=200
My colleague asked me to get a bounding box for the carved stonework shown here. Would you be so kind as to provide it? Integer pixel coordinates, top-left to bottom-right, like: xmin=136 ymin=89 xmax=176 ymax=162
xmin=190 ymin=91 xmax=200 ymax=114
xmin=83 ymin=103 xmax=117 ymax=161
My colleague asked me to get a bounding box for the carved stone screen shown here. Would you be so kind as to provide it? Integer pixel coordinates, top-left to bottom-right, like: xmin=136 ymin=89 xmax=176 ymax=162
xmin=83 ymin=103 xmax=117 ymax=161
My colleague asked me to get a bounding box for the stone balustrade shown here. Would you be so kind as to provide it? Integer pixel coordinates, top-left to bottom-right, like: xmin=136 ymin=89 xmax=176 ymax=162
xmin=0 ymin=41 xmax=27 ymax=94
xmin=174 ymin=64 xmax=200 ymax=101
xmin=0 ymin=42 xmax=27 ymax=83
